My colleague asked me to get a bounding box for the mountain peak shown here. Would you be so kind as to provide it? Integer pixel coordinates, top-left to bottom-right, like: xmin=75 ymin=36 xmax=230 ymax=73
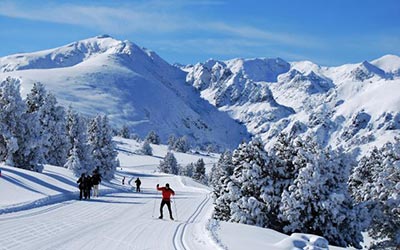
xmin=225 ymin=57 xmax=290 ymax=82
xmin=371 ymin=54 xmax=400 ymax=74
xmin=357 ymin=60 xmax=386 ymax=78
xmin=0 ymin=36 xmax=157 ymax=72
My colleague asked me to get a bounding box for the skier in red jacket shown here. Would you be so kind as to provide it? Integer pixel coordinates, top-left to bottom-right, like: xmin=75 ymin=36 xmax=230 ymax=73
xmin=156 ymin=183 xmax=175 ymax=220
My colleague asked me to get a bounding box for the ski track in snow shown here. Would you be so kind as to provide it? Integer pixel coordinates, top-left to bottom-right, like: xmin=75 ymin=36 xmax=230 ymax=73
xmin=173 ymin=193 xmax=211 ymax=250
xmin=0 ymin=171 xmax=218 ymax=250
xmin=0 ymin=138 xmax=224 ymax=250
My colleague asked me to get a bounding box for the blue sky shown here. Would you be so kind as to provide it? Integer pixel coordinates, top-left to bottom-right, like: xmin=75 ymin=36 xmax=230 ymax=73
xmin=0 ymin=0 xmax=399 ymax=65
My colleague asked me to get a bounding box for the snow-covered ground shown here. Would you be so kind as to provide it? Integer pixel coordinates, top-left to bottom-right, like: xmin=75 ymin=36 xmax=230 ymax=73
xmin=0 ymin=137 xmax=355 ymax=250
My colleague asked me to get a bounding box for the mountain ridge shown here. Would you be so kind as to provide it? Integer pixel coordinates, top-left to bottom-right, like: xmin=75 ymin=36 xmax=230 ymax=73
xmin=184 ymin=52 xmax=400 ymax=152
xmin=0 ymin=35 xmax=250 ymax=150
xmin=0 ymin=35 xmax=399 ymax=153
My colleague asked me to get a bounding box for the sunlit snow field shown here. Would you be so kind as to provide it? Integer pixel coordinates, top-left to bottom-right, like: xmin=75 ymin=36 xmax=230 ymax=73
xmin=0 ymin=137 xmax=363 ymax=249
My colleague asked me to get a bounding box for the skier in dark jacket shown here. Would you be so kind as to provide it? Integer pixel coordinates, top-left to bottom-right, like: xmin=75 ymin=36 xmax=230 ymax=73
xmin=156 ymin=183 xmax=175 ymax=220
xmin=135 ymin=177 xmax=141 ymax=192
xmin=91 ymin=171 xmax=101 ymax=197
xmin=84 ymin=175 xmax=92 ymax=199
xmin=77 ymin=173 xmax=86 ymax=200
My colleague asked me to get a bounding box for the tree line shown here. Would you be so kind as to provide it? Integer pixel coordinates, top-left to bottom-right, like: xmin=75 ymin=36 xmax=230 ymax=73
xmin=209 ymin=133 xmax=399 ymax=249
xmin=0 ymin=78 xmax=119 ymax=180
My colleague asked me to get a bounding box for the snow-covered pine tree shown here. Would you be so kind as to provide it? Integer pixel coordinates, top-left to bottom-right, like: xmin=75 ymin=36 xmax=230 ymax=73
xmin=13 ymin=109 xmax=44 ymax=172
xmin=87 ymin=115 xmax=119 ymax=181
xmin=64 ymin=145 xmax=84 ymax=175
xmin=209 ymin=164 xmax=218 ymax=186
xmin=0 ymin=78 xmax=43 ymax=171
xmin=212 ymin=150 xmax=234 ymax=221
xmin=26 ymin=82 xmax=46 ymax=112
xmin=119 ymin=124 xmax=130 ymax=139
xmin=213 ymin=174 xmax=233 ymax=221
xmin=227 ymin=138 xmax=270 ymax=227
xmin=193 ymin=158 xmax=207 ymax=184
xmin=348 ymin=147 xmax=381 ymax=202
xmin=210 ymin=150 xmax=233 ymax=189
xmin=42 ymin=93 xmax=69 ymax=166
xmin=168 ymin=135 xmax=176 ymax=150
xmin=24 ymin=82 xmax=48 ymax=162
xmin=173 ymin=136 xmax=190 ymax=153
xmin=261 ymin=133 xmax=301 ymax=230
xmin=0 ymin=78 xmax=27 ymax=166
xmin=145 ymin=130 xmax=160 ymax=144
xmin=26 ymin=85 xmax=70 ymax=166
xmin=350 ymin=138 xmax=400 ymax=249
xmin=279 ymin=141 xmax=363 ymax=248
xmin=158 ymin=152 xmax=178 ymax=175
xmin=66 ymin=107 xmax=92 ymax=176
xmin=370 ymin=138 xmax=400 ymax=249
xmin=141 ymin=140 xmax=153 ymax=155
xmin=180 ymin=163 xmax=194 ymax=177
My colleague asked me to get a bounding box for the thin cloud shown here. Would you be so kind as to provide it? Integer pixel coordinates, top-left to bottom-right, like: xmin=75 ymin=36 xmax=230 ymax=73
xmin=0 ymin=1 xmax=322 ymax=49
xmin=0 ymin=2 xmax=183 ymax=33
xmin=203 ymin=22 xmax=323 ymax=49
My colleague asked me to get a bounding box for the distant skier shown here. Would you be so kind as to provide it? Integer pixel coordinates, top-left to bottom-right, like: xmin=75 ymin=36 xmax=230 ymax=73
xmin=91 ymin=170 xmax=101 ymax=198
xmin=156 ymin=183 xmax=175 ymax=220
xmin=135 ymin=177 xmax=142 ymax=192
xmin=77 ymin=173 xmax=86 ymax=200
xmin=84 ymin=174 xmax=92 ymax=199
xmin=122 ymin=176 xmax=125 ymax=185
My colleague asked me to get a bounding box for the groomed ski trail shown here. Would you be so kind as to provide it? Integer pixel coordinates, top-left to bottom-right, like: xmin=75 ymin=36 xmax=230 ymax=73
xmin=0 ymin=171 xmax=221 ymax=250
xmin=173 ymin=193 xmax=212 ymax=250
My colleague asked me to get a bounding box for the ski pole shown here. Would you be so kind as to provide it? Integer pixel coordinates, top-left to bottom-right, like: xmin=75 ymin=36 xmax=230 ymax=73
xmin=173 ymin=197 xmax=178 ymax=221
xmin=152 ymin=198 xmax=156 ymax=218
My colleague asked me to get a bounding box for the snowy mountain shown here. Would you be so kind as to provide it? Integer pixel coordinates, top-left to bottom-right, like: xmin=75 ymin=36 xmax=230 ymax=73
xmin=184 ymin=54 xmax=400 ymax=152
xmin=0 ymin=35 xmax=249 ymax=150
xmin=1 ymin=35 xmax=398 ymax=153
xmin=185 ymin=58 xmax=294 ymax=136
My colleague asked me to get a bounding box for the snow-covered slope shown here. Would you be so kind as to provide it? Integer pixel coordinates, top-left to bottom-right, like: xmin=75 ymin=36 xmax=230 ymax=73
xmin=1 ymin=35 xmax=398 ymax=153
xmin=0 ymin=35 xmax=249 ymax=150
xmin=184 ymin=54 xmax=400 ymax=152
xmin=371 ymin=54 xmax=400 ymax=76
xmin=185 ymin=58 xmax=294 ymax=136
xmin=0 ymin=137 xmax=352 ymax=250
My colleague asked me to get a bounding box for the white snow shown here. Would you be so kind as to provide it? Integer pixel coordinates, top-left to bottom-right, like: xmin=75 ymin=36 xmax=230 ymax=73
xmin=1 ymin=35 xmax=398 ymax=155
xmin=0 ymin=137 xmax=354 ymax=250
xmin=185 ymin=53 xmax=400 ymax=153
xmin=334 ymin=79 xmax=400 ymax=118
xmin=0 ymin=36 xmax=249 ymax=150
xmin=371 ymin=54 xmax=400 ymax=73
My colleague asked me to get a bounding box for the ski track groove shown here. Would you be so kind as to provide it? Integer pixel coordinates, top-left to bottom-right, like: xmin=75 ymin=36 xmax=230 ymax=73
xmin=0 ymin=196 xmax=126 ymax=250
xmin=0 ymin=200 xmax=74 ymax=222
xmin=172 ymin=193 xmax=211 ymax=250
xmin=105 ymin=208 xmax=150 ymax=250
xmin=0 ymin=168 xmax=216 ymax=250
xmin=41 ymin=198 xmax=130 ymax=250
xmin=0 ymin=186 xmax=120 ymax=216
